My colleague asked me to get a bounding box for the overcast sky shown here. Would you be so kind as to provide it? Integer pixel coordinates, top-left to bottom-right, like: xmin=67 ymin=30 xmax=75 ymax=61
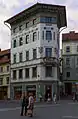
xmin=0 ymin=0 xmax=78 ymax=50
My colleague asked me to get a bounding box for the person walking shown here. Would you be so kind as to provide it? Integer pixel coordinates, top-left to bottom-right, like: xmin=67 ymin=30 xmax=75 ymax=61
xmin=27 ymin=93 xmax=34 ymax=117
xmin=20 ymin=92 xmax=28 ymax=116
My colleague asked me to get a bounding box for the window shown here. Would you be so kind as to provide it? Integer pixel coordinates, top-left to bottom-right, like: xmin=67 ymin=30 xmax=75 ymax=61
xmin=33 ymin=19 xmax=36 ymax=25
xmin=26 ymin=35 xmax=29 ymax=44
xmin=40 ymin=17 xmax=57 ymax=23
xmin=46 ymin=31 xmax=52 ymax=40
xmin=53 ymin=32 xmax=55 ymax=40
xmin=19 ymin=52 xmax=23 ymax=62
xmin=32 ymin=67 xmax=37 ymax=77
xmin=26 ymin=22 xmax=29 ymax=28
xmin=66 ymin=58 xmax=70 ymax=65
xmin=26 ymin=51 xmax=29 ymax=61
xmin=13 ymin=54 xmax=16 ymax=63
xmin=0 ymin=78 xmax=3 ymax=85
xmin=0 ymin=67 xmax=3 ymax=72
xmin=13 ymin=40 xmax=16 ymax=48
xmin=25 ymin=68 xmax=29 ymax=78
xmin=13 ymin=70 xmax=17 ymax=79
xmin=77 ymin=46 xmax=78 ymax=52
xmin=42 ymin=31 xmax=44 ymax=40
xmin=19 ymin=25 xmax=22 ymax=31
xmin=77 ymin=57 xmax=78 ymax=65
xmin=7 ymin=66 xmax=9 ymax=72
xmin=13 ymin=28 xmax=16 ymax=33
xmin=66 ymin=72 xmax=70 ymax=77
xmin=19 ymin=69 xmax=23 ymax=79
xmin=45 ymin=48 xmax=52 ymax=57
xmin=33 ymin=49 xmax=37 ymax=59
xmin=45 ymin=66 xmax=52 ymax=77
xmin=19 ymin=37 xmax=23 ymax=46
xmin=6 ymin=77 xmax=9 ymax=84
xmin=33 ymin=32 xmax=37 ymax=41
xmin=66 ymin=46 xmax=70 ymax=52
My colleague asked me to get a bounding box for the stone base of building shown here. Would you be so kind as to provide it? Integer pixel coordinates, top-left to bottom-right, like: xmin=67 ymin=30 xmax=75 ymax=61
xmin=10 ymin=80 xmax=58 ymax=101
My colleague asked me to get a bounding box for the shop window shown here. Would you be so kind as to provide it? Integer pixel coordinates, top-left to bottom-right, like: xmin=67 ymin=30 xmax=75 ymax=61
xmin=32 ymin=67 xmax=37 ymax=78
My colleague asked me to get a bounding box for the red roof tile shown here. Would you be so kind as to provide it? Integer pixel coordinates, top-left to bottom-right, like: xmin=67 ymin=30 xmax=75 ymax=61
xmin=62 ymin=31 xmax=78 ymax=41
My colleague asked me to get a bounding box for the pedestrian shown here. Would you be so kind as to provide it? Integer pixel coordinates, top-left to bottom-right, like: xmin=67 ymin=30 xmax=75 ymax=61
xmin=27 ymin=93 xmax=34 ymax=117
xmin=20 ymin=92 xmax=28 ymax=116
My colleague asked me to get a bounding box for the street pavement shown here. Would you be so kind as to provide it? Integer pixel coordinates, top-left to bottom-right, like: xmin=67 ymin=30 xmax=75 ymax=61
xmin=0 ymin=100 xmax=78 ymax=119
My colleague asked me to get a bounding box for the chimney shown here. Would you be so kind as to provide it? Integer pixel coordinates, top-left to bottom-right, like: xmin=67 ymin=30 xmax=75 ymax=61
xmin=70 ymin=31 xmax=75 ymax=34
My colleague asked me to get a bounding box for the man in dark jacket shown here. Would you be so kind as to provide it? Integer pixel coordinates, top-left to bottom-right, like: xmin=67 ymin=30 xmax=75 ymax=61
xmin=20 ymin=93 xmax=28 ymax=116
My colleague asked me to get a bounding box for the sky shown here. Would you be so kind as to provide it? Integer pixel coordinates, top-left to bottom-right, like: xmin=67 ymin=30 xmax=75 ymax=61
xmin=0 ymin=0 xmax=78 ymax=50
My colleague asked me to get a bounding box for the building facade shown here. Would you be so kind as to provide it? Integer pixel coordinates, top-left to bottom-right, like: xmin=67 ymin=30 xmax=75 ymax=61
xmin=5 ymin=3 xmax=67 ymax=101
xmin=0 ymin=49 xmax=10 ymax=100
xmin=62 ymin=31 xmax=78 ymax=96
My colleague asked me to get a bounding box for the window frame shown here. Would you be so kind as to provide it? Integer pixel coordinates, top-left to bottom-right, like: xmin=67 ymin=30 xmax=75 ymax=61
xmin=46 ymin=31 xmax=52 ymax=41
xmin=19 ymin=37 xmax=23 ymax=46
xmin=32 ymin=67 xmax=37 ymax=78
xmin=33 ymin=49 xmax=37 ymax=59
xmin=66 ymin=46 xmax=70 ymax=52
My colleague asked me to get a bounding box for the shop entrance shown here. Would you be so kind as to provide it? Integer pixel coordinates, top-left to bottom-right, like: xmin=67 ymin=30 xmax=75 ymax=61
xmin=14 ymin=86 xmax=22 ymax=100
xmin=45 ymin=85 xmax=52 ymax=101
xmin=26 ymin=85 xmax=36 ymax=101
xmin=65 ymin=83 xmax=72 ymax=95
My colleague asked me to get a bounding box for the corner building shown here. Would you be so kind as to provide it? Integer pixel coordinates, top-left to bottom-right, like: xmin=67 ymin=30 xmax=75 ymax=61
xmin=5 ymin=3 xmax=67 ymax=101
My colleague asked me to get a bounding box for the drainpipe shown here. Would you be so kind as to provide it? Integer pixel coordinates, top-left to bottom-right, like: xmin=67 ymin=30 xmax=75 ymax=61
xmin=57 ymin=26 xmax=67 ymax=101
xmin=4 ymin=22 xmax=12 ymax=99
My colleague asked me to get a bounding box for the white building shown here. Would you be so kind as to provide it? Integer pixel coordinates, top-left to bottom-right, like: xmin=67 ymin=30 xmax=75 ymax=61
xmin=5 ymin=3 xmax=67 ymax=101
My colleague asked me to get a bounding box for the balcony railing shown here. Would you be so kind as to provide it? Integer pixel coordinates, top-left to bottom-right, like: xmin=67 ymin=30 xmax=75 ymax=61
xmin=42 ymin=57 xmax=58 ymax=66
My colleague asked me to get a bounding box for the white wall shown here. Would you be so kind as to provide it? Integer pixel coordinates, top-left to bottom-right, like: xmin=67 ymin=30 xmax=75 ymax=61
xmin=62 ymin=41 xmax=78 ymax=55
xmin=11 ymin=22 xmax=59 ymax=82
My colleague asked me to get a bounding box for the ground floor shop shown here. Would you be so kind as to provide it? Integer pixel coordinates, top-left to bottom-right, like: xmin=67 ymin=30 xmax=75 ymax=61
xmin=10 ymin=81 xmax=58 ymax=101
xmin=0 ymin=86 xmax=10 ymax=100
xmin=63 ymin=81 xmax=78 ymax=96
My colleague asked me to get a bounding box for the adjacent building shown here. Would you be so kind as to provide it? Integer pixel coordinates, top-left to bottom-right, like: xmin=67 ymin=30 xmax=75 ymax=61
xmin=0 ymin=49 xmax=10 ymax=100
xmin=5 ymin=3 xmax=67 ymax=101
xmin=62 ymin=31 xmax=78 ymax=96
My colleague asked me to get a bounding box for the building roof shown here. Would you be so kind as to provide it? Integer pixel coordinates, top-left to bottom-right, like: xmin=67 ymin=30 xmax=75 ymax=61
xmin=0 ymin=49 xmax=10 ymax=64
xmin=0 ymin=49 xmax=10 ymax=56
xmin=62 ymin=31 xmax=78 ymax=42
xmin=4 ymin=3 xmax=67 ymax=28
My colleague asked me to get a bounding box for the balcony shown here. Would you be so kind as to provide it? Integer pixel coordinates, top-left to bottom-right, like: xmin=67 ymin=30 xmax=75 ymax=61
xmin=42 ymin=57 xmax=58 ymax=66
